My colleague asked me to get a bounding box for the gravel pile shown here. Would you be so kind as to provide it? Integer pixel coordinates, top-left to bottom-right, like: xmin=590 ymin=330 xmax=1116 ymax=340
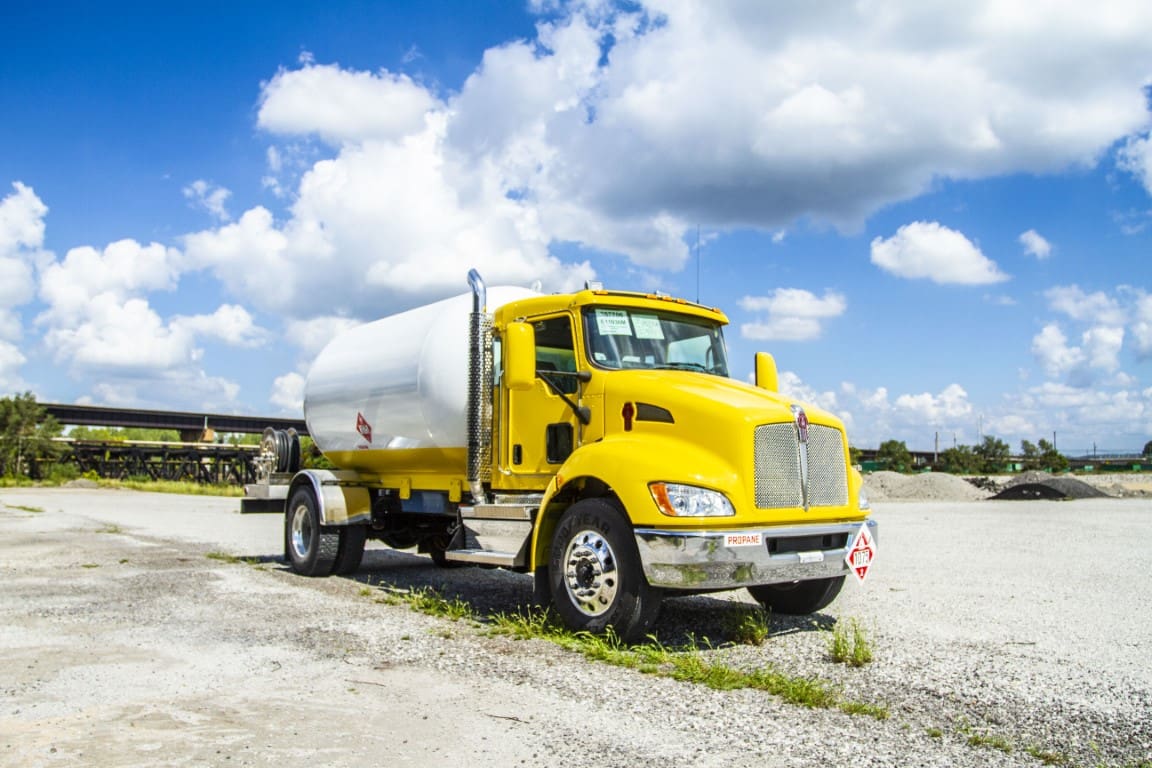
xmin=992 ymin=471 xmax=1113 ymax=501
xmin=863 ymin=470 xmax=991 ymax=502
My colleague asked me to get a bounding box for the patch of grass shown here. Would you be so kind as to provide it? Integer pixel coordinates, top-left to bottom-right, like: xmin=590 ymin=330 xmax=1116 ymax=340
xmin=926 ymin=727 xmax=943 ymax=739
xmin=828 ymin=617 xmax=873 ymax=666
xmin=838 ymin=700 xmax=890 ymax=719
xmin=722 ymin=604 xmax=772 ymax=646
xmin=5 ymin=503 xmax=44 ymax=513
xmin=205 ymin=551 xmax=260 ymax=565
xmin=1024 ymin=744 xmax=1069 ymax=765
xmin=966 ymin=732 xmax=1013 ymax=753
xmin=358 ymin=586 xmax=374 ymax=597
xmin=388 ymin=585 xmax=472 ymax=622
xmin=486 ymin=607 xmax=872 ymax=714
xmin=98 ymin=479 xmax=245 ymax=497
xmin=81 ymin=563 xmax=100 ymax=569
xmin=97 ymin=524 xmax=123 ymax=534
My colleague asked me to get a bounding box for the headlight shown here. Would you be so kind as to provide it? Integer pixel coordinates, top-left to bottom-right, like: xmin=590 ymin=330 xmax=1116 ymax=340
xmin=649 ymin=482 xmax=735 ymax=517
xmin=858 ymin=487 xmax=870 ymax=511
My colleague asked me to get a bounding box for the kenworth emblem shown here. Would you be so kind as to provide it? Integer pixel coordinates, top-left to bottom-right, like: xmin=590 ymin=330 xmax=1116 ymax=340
xmin=791 ymin=405 xmax=811 ymax=510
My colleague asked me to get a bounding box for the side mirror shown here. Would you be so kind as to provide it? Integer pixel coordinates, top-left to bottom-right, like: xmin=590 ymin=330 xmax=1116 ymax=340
xmin=504 ymin=322 xmax=536 ymax=391
xmin=754 ymin=352 xmax=778 ymax=392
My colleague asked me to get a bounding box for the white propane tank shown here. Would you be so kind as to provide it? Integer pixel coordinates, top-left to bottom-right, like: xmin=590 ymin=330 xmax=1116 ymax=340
xmin=303 ymin=286 xmax=539 ymax=465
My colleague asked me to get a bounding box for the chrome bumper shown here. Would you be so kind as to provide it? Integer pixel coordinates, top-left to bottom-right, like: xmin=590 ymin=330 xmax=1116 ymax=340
xmin=633 ymin=519 xmax=878 ymax=590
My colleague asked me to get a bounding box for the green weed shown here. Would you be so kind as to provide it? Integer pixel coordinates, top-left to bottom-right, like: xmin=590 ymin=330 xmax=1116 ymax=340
xmin=723 ymin=603 xmax=772 ymax=646
xmin=828 ymin=617 xmax=873 ymax=666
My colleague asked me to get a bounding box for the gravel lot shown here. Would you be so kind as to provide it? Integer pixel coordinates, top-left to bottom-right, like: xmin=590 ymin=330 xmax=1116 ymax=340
xmin=1 ymin=487 xmax=1149 ymax=768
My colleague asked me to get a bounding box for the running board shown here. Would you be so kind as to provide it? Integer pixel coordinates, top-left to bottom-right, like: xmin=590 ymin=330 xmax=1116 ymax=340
xmin=450 ymin=504 xmax=537 ymax=568
xmin=441 ymin=549 xmax=520 ymax=567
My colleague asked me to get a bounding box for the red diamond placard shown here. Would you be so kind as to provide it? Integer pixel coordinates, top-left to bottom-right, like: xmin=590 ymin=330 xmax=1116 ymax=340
xmin=845 ymin=524 xmax=876 ymax=584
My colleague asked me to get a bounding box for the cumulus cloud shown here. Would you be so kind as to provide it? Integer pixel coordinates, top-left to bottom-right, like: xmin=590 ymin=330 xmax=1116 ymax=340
xmin=1031 ymin=321 xmax=1124 ymax=385
xmin=739 ymin=288 xmax=846 ymax=341
xmin=893 ymin=384 xmax=974 ymax=424
xmin=1118 ymin=132 xmax=1152 ymax=196
xmin=1019 ymin=229 xmax=1051 ymax=259
xmin=184 ymin=118 xmax=594 ymax=319
xmin=183 ymin=180 xmax=232 ymax=222
xmin=34 ymin=237 xmax=265 ymax=407
xmin=179 ymin=1 xmax=1152 ymax=326
xmin=257 ymin=59 xmax=437 ymax=146
xmin=871 ymin=221 xmax=1008 ymax=284
xmin=271 ymin=371 xmax=305 ymax=412
xmin=1044 ymin=285 xmax=1126 ymax=325
xmin=0 ymin=182 xmax=53 ymax=386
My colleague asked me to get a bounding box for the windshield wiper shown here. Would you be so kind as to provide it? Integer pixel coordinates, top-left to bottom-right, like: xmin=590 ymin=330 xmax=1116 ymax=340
xmin=652 ymin=362 xmax=711 ymax=373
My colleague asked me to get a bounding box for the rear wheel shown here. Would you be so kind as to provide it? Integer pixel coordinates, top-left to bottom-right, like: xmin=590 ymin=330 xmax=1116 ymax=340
xmin=284 ymin=486 xmax=338 ymax=576
xmin=332 ymin=525 xmax=367 ymax=575
xmin=748 ymin=576 xmax=845 ymax=615
xmin=548 ymin=498 xmax=661 ymax=643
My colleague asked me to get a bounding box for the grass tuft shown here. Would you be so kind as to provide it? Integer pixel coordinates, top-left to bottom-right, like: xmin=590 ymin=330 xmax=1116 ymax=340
xmin=722 ymin=604 xmax=772 ymax=646
xmin=5 ymin=503 xmax=45 ymax=513
xmin=828 ymin=617 xmax=873 ymax=666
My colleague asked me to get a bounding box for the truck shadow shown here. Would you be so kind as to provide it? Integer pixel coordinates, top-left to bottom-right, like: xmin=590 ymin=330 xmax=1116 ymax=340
xmin=298 ymin=545 xmax=839 ymax=647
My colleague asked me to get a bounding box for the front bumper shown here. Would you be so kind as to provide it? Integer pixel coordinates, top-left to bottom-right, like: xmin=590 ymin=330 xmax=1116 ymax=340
xmin=633 ymin=519 xmax=878 ymax=590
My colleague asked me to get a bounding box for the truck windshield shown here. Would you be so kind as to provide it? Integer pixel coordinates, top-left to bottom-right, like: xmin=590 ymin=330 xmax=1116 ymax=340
xmin=582 ymin=306 xmax=729 ymax=376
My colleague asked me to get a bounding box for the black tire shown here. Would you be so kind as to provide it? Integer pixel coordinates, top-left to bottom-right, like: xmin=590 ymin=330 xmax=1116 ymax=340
xmin=548 ymin=498 xmax=661 ymax=643
xmin=747 ymin=576 xmax=845 ymax=615
xmin=284 ymin=486 xmax=339 ymax=576
xmin=332 ymin=525 xmax=367 ymax=575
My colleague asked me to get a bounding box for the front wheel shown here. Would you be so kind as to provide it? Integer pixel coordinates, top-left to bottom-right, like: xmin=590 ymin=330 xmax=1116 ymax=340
xmin=284 ymin=486 xmax=339 ymax=576
xmin=748 ymin=576 xmax=845 ymax=615
xmin=548 ymin=498 xmax=661 ymax=643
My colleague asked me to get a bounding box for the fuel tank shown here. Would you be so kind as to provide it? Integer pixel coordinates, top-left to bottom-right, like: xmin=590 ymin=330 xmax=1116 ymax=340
xmin=304 ymin=286 xmax=538 ymax=469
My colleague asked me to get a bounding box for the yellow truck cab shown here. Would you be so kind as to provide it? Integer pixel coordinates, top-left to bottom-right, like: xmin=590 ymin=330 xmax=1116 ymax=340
xmin=266 ymin=270 xmax=876 ymax=641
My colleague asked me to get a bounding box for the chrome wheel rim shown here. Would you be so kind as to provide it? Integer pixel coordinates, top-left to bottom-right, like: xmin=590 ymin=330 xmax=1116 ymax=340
xmin=563 ymin=529 xmax=618 ymax=617
xmin=290 ymin=503 xmax=312 ymax=559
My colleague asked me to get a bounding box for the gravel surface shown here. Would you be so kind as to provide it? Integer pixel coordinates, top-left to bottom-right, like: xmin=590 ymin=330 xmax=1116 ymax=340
xmin=2 ymin=488 xmax=1150 ymax=767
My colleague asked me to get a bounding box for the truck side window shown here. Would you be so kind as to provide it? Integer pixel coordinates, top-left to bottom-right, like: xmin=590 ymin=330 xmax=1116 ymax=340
xmin=533 ymin=315 xmax=577 ymax=394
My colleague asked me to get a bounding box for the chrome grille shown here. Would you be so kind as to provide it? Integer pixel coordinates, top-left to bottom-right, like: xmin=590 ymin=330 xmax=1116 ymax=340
xmin=754 ymin=423 xmax=848 ymax=509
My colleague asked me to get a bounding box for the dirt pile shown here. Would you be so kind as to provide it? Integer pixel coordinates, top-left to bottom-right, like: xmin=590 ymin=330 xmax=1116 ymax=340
xmin=863 ymin=471 xmax=992 ymax=502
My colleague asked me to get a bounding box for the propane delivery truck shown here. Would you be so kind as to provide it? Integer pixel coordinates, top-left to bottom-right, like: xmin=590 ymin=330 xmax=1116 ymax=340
xmin=252 ymin=270 xmax=876 ymax=641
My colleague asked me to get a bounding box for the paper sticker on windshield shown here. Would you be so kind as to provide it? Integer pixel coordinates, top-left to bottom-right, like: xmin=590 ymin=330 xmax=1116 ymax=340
xmin=595 ymin=309 xmax=632 ymax=336
xmin=632 ymin=314 xmax=664 ymax=340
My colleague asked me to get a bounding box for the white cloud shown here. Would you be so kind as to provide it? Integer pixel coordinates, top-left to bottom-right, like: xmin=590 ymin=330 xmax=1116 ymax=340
xmin=177 ymin=0 xmax=1152 ymax=318
xmin=893 ymin=384 xmax=973 ymax=423
xmin=0 ymin=181 xmax=48 ymax=257
xmin=1044 ymin=285 xmax=1126 ymax=325
xmin=257 ymin=60 xmax=437 ymax=146
xmin=271 ymin=371 xmax=306 ymax=412
xmin=33 ymin=235 xmax=262 ymax=407
xmin=739 ymin=288 xmax=846 ymax=341
xmin=870 ymin=221 xmax=1008 ymax=284
xmin=38 ymin=239 xmax=180 ymax=322
xmin=1032 ymin=323 xmax=1084 ymax=378
xmin=0 ymin=340 xmax=26 ymax=392
xmin=1031 ymin=321 xmax=1124 ymax=385
xmin=183 ymin=180 xmax=232 ymax=222
xmin=185 ymin=118 xmax=594 ymax=320
xmin=285 ymin=316 xmax=361 ymax=356
xmin=1132 ymin=292 xmax=1152 ymax=357
xmin=1019 ymin=229 xmax=1051 ymax=259
xmin=173 ymin=304 xmax=266 ymax=348
xmin=1118 ymin=131 xmax=1152 ymax=196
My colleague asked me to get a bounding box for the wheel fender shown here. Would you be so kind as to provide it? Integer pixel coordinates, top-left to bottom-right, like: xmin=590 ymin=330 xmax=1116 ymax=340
xmin=289 ymin=469 xmax=371 ymax=526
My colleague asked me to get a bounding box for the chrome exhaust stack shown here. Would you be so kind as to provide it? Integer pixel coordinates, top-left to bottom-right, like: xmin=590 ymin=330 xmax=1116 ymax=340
xmin=466 ymin=269 xmax=492 ymax=504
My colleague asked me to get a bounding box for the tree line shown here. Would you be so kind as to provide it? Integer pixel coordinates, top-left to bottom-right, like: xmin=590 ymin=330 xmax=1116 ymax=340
xmin=871 ymin=435 xmax=1071 ymax=474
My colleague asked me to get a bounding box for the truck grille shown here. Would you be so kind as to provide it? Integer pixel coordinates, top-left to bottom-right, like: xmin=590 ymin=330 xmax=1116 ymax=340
xmin=753 ymin=423 xmax=848 ymax=509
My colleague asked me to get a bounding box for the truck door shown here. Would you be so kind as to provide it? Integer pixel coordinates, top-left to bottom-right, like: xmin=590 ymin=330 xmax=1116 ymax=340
xmin=501 ymin=314 xmax=580 ymax=484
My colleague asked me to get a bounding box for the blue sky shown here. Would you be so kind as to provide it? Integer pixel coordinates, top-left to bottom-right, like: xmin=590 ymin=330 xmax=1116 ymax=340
xmin=1 ymin=1 xmax=1150 ymax=454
